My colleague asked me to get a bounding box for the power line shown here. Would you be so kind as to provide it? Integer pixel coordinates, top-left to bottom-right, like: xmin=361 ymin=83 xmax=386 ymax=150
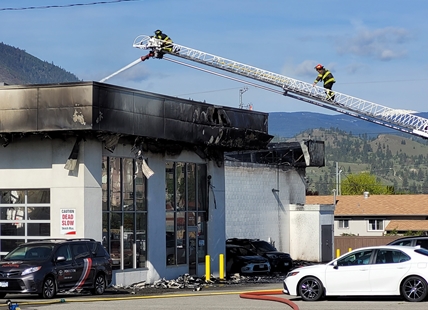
xmin=0 ymin=0 xmax=140 ymax=11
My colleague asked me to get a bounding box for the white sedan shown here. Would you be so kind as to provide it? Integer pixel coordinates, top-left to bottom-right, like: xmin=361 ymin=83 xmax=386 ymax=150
xmin=283 ymin=245 xmax=428 ymax=302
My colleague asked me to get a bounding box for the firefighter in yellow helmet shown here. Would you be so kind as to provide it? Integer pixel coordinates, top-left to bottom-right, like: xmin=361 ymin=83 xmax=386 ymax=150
xmin=313 ymin=64 xmax=336 ymax=101
xmin=153 ymin=29 xmax=173 ymax=53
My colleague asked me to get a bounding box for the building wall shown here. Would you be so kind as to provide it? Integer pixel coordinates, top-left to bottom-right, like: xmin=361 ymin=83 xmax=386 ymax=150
xmin=224 ymin=162 xmax=306 ymax=255
xmin=0 ymin=136 xmax=102 ymax=240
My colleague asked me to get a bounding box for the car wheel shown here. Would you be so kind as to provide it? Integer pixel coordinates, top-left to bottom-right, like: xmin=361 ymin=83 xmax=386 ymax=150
xmin=40 ymin=277 xmax=56 ymax=299
xmin=298 ymin=276 xmax=324 ymax=301
xmin=91 ymin=273 xmax=106 ymax=295
xmin=400 ymin=276 xmax=428 ymax=302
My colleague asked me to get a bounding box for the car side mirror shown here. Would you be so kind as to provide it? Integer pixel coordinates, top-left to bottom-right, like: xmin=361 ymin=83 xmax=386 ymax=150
xmin=56 ymin=256 xmax=66 ymax=262
xmin=333 ymin=260 xmax=338 ymax=269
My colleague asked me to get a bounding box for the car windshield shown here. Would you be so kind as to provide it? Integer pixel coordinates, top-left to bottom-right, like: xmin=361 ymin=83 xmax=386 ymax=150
xmin=3 ymin=244 xmax=54 ymax=261
xmin=252 ymin=241 xmax=277 ymax=252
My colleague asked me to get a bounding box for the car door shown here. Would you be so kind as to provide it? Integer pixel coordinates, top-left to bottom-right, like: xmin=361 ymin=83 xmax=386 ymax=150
xmin=325 ymin=249 xmax=373 ymax=295
xmin=53 ymin=244 xmax=78 ymax=290
xmin=369 ymin=249 xmax=411 ymax=294
xmin=69 ymin=243 xmax=95 ymax=291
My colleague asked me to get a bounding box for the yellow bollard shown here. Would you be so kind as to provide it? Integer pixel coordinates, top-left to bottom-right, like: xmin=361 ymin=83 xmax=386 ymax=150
xmin=205 ymin=255 xmax=210 ymax=281
xmin=219 ymin=254 xmax=224 ymax=280
xmin=336 ymin=249 xmax=340 ymax=258
xmin=348 ymin=248 xmax=352 ymax=252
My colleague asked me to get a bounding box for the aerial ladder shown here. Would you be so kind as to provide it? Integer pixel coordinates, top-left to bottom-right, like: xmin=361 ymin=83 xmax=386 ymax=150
xmin=130 ymin=35 xmax=428 ymax=139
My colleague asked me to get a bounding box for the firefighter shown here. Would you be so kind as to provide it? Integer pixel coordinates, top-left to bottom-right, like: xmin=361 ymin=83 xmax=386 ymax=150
xmin=313 ymin=64 xmax=335 ymax=101
xmin=153 ymin=29 xmax=173 ymax=53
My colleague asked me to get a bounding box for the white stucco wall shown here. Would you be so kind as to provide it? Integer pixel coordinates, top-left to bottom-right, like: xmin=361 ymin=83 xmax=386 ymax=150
xmin=224 ymin=162 xmax=306 ymax=254
xmin=0 ymin=136 xmax=103 ymax=240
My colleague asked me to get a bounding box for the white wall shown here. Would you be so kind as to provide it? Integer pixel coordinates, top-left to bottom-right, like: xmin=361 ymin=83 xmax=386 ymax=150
xmin=224 ymin=162 xmax=306 ymax=254
xmin=0 ymin=136 xmax=103 ymax=240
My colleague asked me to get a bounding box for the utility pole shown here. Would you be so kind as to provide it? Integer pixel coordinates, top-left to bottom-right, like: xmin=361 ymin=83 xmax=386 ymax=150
xmin=239 ymin=87 xmax=248 ymax=109
xmin=336 ymin=162 xmax=342 ymax=196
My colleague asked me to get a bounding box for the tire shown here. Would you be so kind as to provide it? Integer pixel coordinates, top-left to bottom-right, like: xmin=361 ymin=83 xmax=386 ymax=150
xmin=400 ymin=276 xmax=428 ymax=302
xmin=91 ymin=273 xmax=106 ymax=295
xmin=298 ymin=276 xmax=324 ymax=301
xmin=40 ymin=277 xmax=56 ymax=299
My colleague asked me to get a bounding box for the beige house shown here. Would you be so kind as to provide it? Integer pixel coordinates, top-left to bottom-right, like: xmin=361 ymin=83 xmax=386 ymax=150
xmin=306 ymin=194 xmax=428 ymax=236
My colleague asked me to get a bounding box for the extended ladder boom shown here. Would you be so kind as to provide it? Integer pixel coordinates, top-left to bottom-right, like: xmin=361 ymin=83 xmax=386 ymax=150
xmin=133 ymin=35 xmax=428 ymax=139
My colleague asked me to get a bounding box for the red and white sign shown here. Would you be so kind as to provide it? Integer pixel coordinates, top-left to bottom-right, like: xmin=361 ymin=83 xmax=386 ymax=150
xmin=60 ymin=209 xmax=76 ymax=235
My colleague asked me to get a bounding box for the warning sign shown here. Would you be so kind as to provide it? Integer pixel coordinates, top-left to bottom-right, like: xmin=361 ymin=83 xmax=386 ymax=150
xmin=60 ymin=209 xmax=76 ymax=235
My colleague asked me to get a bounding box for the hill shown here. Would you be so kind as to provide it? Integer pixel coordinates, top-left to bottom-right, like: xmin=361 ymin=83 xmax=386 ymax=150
xmin=267 ymin=112 xmax=428 ymax=195
xmin=0 ymin=42 xmax=80 ymax=85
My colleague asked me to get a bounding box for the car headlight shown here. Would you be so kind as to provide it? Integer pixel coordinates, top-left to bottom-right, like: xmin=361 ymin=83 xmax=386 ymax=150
xmin=22 ymin=266 xmax=42 ymax=276
xmin=286 ymin=271 xmax=299 ymax=278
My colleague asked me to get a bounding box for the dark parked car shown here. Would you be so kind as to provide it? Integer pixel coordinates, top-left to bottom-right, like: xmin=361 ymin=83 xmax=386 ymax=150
xmin=226 ymin=238 xmax=293 ymax=272
xmin=0 ymin=238 xmax=113 ymax=299
xmin=388 ymin=236 xmax=428 ymax=249
xmin=225 ymin=244 xmax=270 ymax=275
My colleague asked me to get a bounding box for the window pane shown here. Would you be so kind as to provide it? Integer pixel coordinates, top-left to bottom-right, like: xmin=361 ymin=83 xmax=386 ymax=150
xmin=136 ymin=213 xmax=147 ymax=268
xmin=135 ymin=160 xmax=146 ymax=211
xmin=0 ymin=223 xmax=25 ymax=236
xmin=110 ymin=158 xmax=121 ymax=211
xmin=27 ymin=190 xmax=50 ymax=203
xmin=176 ymin=163 xmax=186 ymax=211
xmin=123 ymin=158 xmax=134 ymax=211
xmin=166 ymin=162 xmax=175 ymax=211
xmin=176 ymin=212 xmax=186 ymax=264
xmin=197 ymin=214 xmax=207 ymax=263
xmin=188 ymin=164 xmax=196 ymax=211
xmin=27 ymin=223 xmax=50 ymax=236
xmin=197 ymin=165 xmax=208 ymax=211
xmin=0 ymin=190 xmax=25 ymax=204
xmin=102 ymin=157 xmax=108 ymax=211
xmin=28 ymin=207 xmax=50 ymax=220
xmin=0 ymin=239 xmax=25 ymax=254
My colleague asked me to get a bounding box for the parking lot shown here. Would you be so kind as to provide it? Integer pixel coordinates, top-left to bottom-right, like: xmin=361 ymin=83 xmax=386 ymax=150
xmin=3 ymin=283 xmax=428 ymax=310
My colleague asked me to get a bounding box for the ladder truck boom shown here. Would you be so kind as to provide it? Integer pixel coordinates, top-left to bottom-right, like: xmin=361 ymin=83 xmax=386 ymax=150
xmin=133 ymin=35 xmax=428 ymax=139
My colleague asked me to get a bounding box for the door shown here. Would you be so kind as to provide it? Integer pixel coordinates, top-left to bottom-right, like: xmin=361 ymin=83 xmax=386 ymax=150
xmin=325 ymin=249 xmax=373 ymax=295
xmin=54 ymin=244 xmax=76 ymax=290
xmin=321 ymin=225 xmax=333 ymax=262
xmin=187 ymin=227 xmax=198 ymax=276
xmin=69 ymin=243 xmax=95 ymax=291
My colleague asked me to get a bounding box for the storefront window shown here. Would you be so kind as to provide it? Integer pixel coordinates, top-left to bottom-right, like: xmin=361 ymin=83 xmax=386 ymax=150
xmin=165 ymin=162 xmax=208 ymax=266
xmin=102 ymin=156 xmax=147 ymax=270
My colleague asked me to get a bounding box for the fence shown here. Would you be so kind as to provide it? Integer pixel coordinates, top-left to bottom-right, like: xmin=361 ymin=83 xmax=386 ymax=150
xmin=334 ymin=236 xmax=402 ymax=257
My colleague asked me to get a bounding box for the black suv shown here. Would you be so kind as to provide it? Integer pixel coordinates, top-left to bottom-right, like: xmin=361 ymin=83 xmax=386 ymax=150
xmin=388 ymin=236 xmax=428 ymax=249
xmin=226 ymin=238 xmax=293 ymax=272
xmin=0 ymin=238 xmax=113 ymax=299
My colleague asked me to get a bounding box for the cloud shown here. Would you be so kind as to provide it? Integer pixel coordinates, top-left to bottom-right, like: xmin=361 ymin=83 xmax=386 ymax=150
xmin=336 ymin=26 xmax=411 ymax=61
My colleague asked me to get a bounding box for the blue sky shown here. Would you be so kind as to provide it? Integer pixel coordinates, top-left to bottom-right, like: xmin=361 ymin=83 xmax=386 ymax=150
xmin=1 ymin=0 xmax=427 ymax=114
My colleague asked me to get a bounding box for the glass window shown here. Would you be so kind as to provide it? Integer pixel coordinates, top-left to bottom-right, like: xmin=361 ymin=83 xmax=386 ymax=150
xmin=102 ymin=156 xmax=148 ymax=270
xmin=337 ymin=249 xmax=373 ymax=266
xmin=368 ymin=219 xmax=384 ymax=231
xmin=0 ymin=190 xmax=51 ymax=256
xmin=165 ymin=162 xmax=208 ymax=267
xmin=338 ymin=219 xmax=349 ymax=229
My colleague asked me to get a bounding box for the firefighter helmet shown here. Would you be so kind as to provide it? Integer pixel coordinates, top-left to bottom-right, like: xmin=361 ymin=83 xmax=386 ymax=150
xmin=155 ymin=30 xmax=162 ymax=35
xmin=315 ymin=64 xmax=324 ymax=70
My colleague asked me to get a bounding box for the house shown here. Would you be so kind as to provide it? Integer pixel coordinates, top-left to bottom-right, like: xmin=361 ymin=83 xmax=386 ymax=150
xmin=0 ymin=81 xmax=273 ymax=286
xmin=306 ymin=194 xmax=428 ymax=236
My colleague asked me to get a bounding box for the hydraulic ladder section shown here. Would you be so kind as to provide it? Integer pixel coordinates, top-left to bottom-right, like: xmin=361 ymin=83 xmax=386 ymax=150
xmin=133 ymin=35 xmax=428 ymax=139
